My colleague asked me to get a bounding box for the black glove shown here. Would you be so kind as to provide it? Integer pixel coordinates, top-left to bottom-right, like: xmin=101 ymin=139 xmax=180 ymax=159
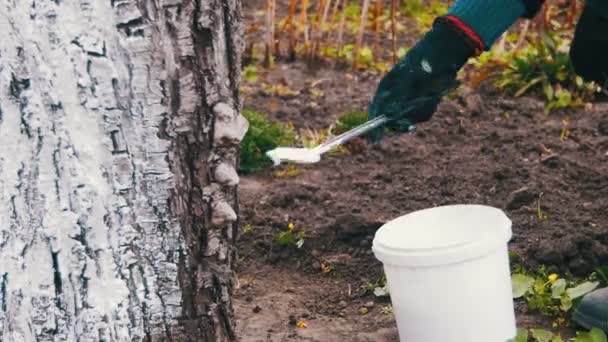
xmin=570 ymin=0 xmax=608 ymax=87
xmin=367 ymin=17 xmax=479 ymax=143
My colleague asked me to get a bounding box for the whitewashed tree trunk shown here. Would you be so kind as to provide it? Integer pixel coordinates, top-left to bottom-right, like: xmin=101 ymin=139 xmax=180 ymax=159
xmin=0 ymin=0 xmax=245 ymax=340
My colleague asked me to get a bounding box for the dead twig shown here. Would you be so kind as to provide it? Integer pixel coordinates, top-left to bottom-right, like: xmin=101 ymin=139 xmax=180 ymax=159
xmin=287 ymin=0 xmax=299 ymax=60
xmin=337 ymin=0 xmax=348 ymax=58
xmin=353 ymin=0 xmax=371 ymax=70
xmin=390 ymin=0 xmax=397 ymax=64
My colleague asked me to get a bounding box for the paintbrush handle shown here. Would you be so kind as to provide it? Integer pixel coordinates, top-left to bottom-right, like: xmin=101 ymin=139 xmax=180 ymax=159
xmin=313 ymin=115 xmax=391 ymax=155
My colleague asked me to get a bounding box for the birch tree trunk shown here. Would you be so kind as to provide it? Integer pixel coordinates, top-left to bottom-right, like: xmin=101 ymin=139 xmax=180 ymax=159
xmin=0 ymin=0 xmax=245 ymax=341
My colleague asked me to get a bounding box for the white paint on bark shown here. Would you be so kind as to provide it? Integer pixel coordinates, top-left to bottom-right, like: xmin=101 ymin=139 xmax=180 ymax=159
xmin=0 ymin=0 xmax=244 ymax=340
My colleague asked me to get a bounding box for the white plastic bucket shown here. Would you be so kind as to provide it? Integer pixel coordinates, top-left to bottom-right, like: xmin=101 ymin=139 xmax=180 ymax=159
xmin=372 ymin=205 xmax=516 ymax=342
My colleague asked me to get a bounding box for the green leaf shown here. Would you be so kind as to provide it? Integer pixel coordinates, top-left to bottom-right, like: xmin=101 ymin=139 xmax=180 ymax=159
xmin=373 ymin=285 xmax=390 ymax=297
xmin=514 ymin=76 xmax=543 ymax=97
xmin=534 ymin=277 xmax=547 ymax=295
xmin=567 ymin=281 xmax=600 ymax=300
xmin=552 ymin=279 xmax=567 ymax=298
xmin=512 ymin=274 xmax=535 ymax=298
xmin=543 ymin=82 xmax=554 ymax=101
xmin=359 ymin=47 xmax=373 ymax=65
xmin=576 ymin=333 xmax=594 ymax=342
xmin=512 ymin=328 xmax=529 ymax=342
xmin=241 ymin=65 xmax=258 ymax=83
xmin=560 ymin=294 xmax=573 ymax=311
xmin=590 ymin=328 xmax=608 ymax=342
xmin=277 ymin=231 xmax=294 ymax=246
xmin=531 ymin=328 xmax=554 ymax=342
xmin=575 ymin=330 xmax=607 ymax=342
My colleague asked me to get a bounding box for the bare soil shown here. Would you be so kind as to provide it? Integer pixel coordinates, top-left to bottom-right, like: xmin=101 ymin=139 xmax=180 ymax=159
xmin=235 ymin=2 xmax=608 ymax=341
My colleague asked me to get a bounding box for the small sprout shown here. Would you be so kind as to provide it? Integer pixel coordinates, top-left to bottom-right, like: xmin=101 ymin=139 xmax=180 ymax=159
xmin=560 ymin=117 xmax=571 ymax=142
xmin=241 ymin=65 xmax=259 ymax=83
xmin=276 ymin=224 xmax=305 ymax=249
xmin=274 ymin=165 xmax=305 ymax=178
xmin=243 ymin=224 xmax=254 ymax=234
xmin=311 ymin=88 xmax=324 ymax=98
xmin=381 ymin=305 xmax=393 ymax=315
xmin=537 ymin=193 xmax=549 ymax=221
xmin=296 ymin=320 xmax=307 ymax=329
xmin=373 ymin=285 xmax=390 ymax=297
xmin=263 ymin=84 xmax=299 ymax=97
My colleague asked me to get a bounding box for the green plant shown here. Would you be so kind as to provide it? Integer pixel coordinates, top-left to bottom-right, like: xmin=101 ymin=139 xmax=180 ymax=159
xmin=512 ymin=268 xmax=599 ymax=316
xmin=300 ymin=128 xmax=331 ymax=148
xmin=361 ymin=274 xmax=389 ymax=297
xmin=596 ymin=266 xmax=608 ymax=286
xmin=243 ymin=224 xmax=254 ymax=234
xmin=469 ymin=31 xmax=597 ymax=112
xmin=241 ymin=64 xmax=259 ymax=83
xmin=512 ymin=327 xmax=608 ymax=342
xmin=240 ymin=109 xmax=297 ymax=173
xmin=276 ymin=222 xmax=305 ymax=248
xmin=334 ymin=110 xmax=368 ymax=134
xmin=273 ymin=164 xmax=305 ymax=178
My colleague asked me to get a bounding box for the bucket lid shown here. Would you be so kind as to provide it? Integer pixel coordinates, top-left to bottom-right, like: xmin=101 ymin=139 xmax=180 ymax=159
xmin=373 ymin=205 xmax=512 ymax=267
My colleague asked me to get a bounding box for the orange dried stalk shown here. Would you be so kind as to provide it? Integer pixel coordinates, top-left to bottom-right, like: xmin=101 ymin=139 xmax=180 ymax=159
xmin=390 ymin=0 xmax=397 ymax=63
xmin=353 ymin=0 xmax=371 ymax=70
xmin=287 ymin=0 xmax=298 ymax=59
xmin=337 ymin=0 xmax=348 ymax=57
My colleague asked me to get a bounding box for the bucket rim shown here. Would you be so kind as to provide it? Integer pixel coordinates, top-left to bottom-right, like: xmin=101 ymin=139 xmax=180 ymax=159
xmin=372 ymin=204 xmax=512 ymax=267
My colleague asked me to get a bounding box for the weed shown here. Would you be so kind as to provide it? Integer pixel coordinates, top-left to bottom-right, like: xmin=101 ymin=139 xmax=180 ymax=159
xmin=273 ymin=164 xmax=305 ymax=178
xmin=537 ymin=193 xmax=549 ymax=221
xmin=468 ymin=31 xmax=598 ymax=112
xmin=276 ymin=222 xmax=305 ymax=248
xmin=243 ymin=224 xmax=254 ymax=234
xmin=512 ymin=327 xmax=608 ymax=342
xmin=596 ymin=266 xmax=608 ymax=286
xmin=242 ymin=64 xmax=259 ymax=83
xmin=409 ymin=0 xmax=447 ymax=33
xmin=240 ymin=109 xmax=297 ymax=173
xmin=560 ymin=117 xmax=571 ymax=142
xmin=361 ymin=274 xmax=389 ymax=297
xmin=300 ymin=128 xmax=331 ymax=148
xmin=381 ymin=304 xmax=393 ymax=315
xmin=512 ymin=267 xmax=600 ymax=316
xmin=263 ymin=83 xmax=300 ymax=96
xmin=334 ymin=110 xmax=368 ymax=134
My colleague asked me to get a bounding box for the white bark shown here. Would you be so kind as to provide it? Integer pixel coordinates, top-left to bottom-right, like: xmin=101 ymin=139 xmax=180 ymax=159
xmin=0 ymin=0 xmax=244 ymax=340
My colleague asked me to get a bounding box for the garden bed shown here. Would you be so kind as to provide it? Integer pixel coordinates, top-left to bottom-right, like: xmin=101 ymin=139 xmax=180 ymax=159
xmin=235 ymin=1 xmax=608 ymax=341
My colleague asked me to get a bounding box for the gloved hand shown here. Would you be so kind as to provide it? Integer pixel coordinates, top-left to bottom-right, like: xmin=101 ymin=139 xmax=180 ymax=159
xmin=367 ymin=17 xmax=481 ymax=143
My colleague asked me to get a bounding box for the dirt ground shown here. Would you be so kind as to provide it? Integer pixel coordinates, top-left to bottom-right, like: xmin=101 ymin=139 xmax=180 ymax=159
xmin=234 ymin=2 xmax=608 ymax=341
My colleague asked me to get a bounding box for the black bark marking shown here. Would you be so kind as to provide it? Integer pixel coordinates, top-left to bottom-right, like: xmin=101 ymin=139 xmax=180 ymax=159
xmin=110 ymin=130 xmax=128 ymax=154
xmin=9 ymin=73 xmax=30 ymax=99
xmin=1 ymin=273 xmax=7 ymax=312
xmin=51 ymin=250 xmax=63 ymax=297
xmin=116 ymin=17 xmax=145 ymax=37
